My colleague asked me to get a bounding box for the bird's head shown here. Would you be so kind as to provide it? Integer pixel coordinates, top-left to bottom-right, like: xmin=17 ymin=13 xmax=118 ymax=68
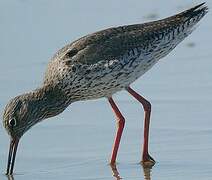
xmin=3 ymin=95 xmax=33 ymax=175
xmin=2 ymin=86 xmax=70 ymax=175
xmin=3 ymin=95 xmax=31 ymax=139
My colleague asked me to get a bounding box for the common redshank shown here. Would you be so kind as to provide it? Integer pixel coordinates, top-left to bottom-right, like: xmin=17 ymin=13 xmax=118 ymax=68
xmin=3 ymin=3 xmax=208 ymax=175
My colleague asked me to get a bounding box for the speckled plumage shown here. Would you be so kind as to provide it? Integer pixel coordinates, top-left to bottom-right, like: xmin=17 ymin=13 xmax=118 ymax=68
xmin=3 ymin=1 xmax=208 ymax=146
xmin=44 ymin=3 xmax=208 ymax=101
xmin=2 ymin=3 xmax=208 ymax=175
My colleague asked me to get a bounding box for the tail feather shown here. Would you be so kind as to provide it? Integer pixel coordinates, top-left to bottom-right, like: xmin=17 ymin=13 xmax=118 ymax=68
xmin=142 ymin=3 xmax=209 ymax=60
xmin=151 ymin=3 xmax=209 ymax=44
xmin=120 ymin=3 xmax=208 ymax=36
xmin=177 ymin=2 xmax=208 ymax=20
xmin=166 ymin=2 xmax=208 ymax=29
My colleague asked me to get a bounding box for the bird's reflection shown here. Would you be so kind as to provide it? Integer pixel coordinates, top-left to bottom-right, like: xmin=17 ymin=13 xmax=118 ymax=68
xmin=142 ymin=166 xmax=152 ymax=180
xmin=110 ymin=163 xmax=153 ymax=180
xmin=6 ymin=164 xmax=152 ymax=180
xmin=6 ymin=175 xmax=14 ymax=180
xmin=110 ymin=164 xmax=122 ymax=179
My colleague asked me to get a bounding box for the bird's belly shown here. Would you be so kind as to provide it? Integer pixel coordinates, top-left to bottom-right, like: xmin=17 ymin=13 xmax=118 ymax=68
xmin=61 ymin=49 xmax=162 ymax=101
xmin=61 ymin=36 xmax=180 ymax=101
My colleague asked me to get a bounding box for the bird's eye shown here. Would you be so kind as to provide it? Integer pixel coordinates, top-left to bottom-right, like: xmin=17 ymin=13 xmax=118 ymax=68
xmin=9 ymin=118 xmax=17 ymax=127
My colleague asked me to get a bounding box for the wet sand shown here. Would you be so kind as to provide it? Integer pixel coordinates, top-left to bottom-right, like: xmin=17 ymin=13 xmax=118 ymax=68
xmin=0 ymin=0 xmax=212 ymax=179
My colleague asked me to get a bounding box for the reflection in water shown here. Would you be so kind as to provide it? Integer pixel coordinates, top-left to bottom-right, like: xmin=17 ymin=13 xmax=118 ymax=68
xmin=142 ymin=166 xmax=152 ymax=180
xmin=6 ymin=175 xmax=14 ymax=180
xmin=110 ymin=164 xmax=122 ymax=179
xmin=110 ymin=164 xmax=153 ymax=180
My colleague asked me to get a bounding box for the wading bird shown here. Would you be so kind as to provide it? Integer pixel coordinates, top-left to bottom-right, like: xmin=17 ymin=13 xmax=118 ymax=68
xmin=3 ymin=3 xmax=208 ymax=175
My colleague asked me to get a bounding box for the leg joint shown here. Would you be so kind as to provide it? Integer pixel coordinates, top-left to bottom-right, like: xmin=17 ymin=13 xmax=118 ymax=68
xmin=143 ymin=100 xmax=151 ymax=112
xmin=117 ymin=116 xmax=125 ymax=128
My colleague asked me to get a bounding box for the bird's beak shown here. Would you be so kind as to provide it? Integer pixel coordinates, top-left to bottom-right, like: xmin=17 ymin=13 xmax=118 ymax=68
xmin=6 ymin=138 xmax=20 ymax=175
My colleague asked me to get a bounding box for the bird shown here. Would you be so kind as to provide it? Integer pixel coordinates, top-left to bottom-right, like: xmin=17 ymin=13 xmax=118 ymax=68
xmin=2 ymin=3 xmax=208 ymax=175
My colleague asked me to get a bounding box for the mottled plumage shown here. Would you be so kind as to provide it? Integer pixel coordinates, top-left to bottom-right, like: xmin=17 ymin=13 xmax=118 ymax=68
xmin=44 ymin=3 xmax=207 ymax=100
xmin=2 ymin=3 xmax=208 ymax=175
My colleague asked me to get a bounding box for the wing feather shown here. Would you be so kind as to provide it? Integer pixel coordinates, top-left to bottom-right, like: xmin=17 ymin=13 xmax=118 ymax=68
xmin=53 ymin=3 xmax=208 ymax=65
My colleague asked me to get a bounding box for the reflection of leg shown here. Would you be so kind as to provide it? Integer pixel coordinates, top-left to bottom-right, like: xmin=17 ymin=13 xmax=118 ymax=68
xmin=7 ymin=174 xmax=14 ymax=180
xmin=126 ymin=87 xmax=155 ymax=167
xmin=110 ymin=164 xmax=122 ymax=179
xmin=108 ymin=97 xmax=125 ymax=165
xmin=143 ymin=166 xmax=152 ymax=180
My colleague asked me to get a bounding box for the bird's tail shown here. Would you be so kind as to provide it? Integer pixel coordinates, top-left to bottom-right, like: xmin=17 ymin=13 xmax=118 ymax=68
xmin=164 ymin=2 xmax=208 ymax=36
xmin=171 ymin=3 xmax=208 ymax=22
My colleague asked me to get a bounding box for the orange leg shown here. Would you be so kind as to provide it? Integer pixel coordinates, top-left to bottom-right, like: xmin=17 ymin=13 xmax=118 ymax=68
xmin=108 ymin=97 xmax=125 ymax=165
xmin=126 ymin=86 xmax=155 ymax=167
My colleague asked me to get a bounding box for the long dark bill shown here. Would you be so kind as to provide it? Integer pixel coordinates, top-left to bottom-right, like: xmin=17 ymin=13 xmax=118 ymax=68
xmin=6 ymin=138 xmax=19 ymax=175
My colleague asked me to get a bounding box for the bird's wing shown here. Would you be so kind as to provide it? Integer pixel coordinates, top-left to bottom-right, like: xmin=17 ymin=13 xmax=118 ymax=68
xmin=54 ymin=3 xmax=208 ymax=65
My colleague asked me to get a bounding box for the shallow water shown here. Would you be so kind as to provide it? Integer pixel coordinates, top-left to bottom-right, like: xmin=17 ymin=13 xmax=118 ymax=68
xmin=0 ymin=0 xmax=212 ymax=179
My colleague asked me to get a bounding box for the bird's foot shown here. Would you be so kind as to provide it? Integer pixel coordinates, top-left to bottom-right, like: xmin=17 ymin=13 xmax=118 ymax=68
xmin=141 ymin=154 xmax=156 ymax=168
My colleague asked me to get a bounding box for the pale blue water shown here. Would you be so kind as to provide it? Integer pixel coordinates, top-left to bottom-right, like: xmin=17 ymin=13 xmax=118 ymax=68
xmin=0 ymin=0 xmax=212 ymax=179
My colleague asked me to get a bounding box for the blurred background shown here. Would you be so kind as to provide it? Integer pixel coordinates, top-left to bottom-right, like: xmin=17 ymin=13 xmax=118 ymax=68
xmin=0 ymin=0 xmax=211 ymax=179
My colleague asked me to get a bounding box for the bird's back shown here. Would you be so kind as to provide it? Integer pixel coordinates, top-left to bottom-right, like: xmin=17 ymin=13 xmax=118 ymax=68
xmin=43 ymin=3 xmax=208 ymax=100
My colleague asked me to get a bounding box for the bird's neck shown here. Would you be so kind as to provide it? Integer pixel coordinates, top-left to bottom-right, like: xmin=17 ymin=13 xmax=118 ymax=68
xmin=24 ymin=85 xmax=70 ymax=121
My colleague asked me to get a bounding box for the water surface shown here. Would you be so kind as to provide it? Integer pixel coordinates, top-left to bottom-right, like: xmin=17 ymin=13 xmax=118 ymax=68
xmin=0 ymin=0 xmax=212 ymax=179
